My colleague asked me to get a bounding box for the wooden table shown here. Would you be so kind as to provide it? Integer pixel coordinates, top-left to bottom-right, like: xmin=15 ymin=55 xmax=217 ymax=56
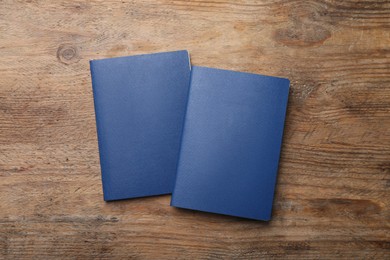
xmin=1 ymin=1 xmax=389 ymax=259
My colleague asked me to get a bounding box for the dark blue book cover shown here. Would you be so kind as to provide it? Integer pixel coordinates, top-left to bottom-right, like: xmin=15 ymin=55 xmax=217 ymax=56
xmin=171 ymin=66 xmax=290 ymax=221
xmin=90 ymin=50 xmax=191 ymax=201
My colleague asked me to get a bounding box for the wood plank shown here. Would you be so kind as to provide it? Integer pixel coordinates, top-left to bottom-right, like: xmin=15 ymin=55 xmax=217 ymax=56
xmin=0 ymin=0 xmax=389 ymax=258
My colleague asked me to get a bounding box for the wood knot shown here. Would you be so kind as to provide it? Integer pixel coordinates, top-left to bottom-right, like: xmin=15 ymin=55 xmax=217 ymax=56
xmin=274 ymin=23 xmax=331 ymax=47
xmin=274 ymin=2 xmax=331 ymax=47
xmin=57 ymin=44 xmax=80 ymax=64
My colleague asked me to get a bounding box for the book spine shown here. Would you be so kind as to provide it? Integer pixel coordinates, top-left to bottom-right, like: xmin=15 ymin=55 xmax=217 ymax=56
xmin=170 ymin=62 xmax=193 ymax=206
xmin=89 ymin=61 xmax=109 ymax=201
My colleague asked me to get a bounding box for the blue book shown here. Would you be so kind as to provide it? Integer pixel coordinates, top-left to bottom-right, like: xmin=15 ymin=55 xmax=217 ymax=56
xmin=90 ymin=50 xmax=191 ymax=201
xmin=171 ymin=66 xmax=290 ymax=221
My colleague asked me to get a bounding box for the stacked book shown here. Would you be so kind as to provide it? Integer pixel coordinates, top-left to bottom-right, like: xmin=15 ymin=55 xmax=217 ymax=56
xmin=90 ymin=50 xmax=289 ymax=221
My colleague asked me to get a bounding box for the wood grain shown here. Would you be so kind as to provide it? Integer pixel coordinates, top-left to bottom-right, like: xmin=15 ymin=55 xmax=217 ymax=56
xmin=0 ymin=0 xmax=389 ymax=259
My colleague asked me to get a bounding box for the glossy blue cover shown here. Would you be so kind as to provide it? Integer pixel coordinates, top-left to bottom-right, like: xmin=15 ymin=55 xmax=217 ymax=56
xmin=171 ymin=66 xmax=290 ymax=221
xmin=90 ymin=50 xmax=191 ymax=201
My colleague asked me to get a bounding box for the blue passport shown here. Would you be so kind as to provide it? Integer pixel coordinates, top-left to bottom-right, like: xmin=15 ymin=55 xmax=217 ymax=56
xmin=90 ymin=50 xmax=191 ymax=201
xmin=171 ymin=66 xmax=290 ymax=221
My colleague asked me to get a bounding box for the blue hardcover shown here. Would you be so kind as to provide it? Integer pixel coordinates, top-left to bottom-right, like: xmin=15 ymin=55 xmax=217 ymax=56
xmin=90 ymin=50 xmax=191 ymax=201
xmin=171 ymin=66 xmax=290 ymax=221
